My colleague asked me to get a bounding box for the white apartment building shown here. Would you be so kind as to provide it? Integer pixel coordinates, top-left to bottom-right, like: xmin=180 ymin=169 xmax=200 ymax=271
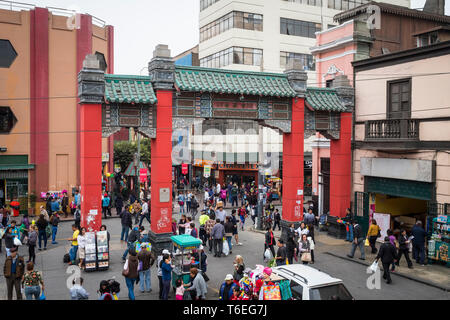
xmin=199 ymin=0 xmax=410 ymax=85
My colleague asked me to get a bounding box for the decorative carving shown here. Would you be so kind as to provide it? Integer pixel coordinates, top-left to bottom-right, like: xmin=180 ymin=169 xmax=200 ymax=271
xmin=304 ymin=130 xmax=317 ymax=139
xmin=284 ymin=60 xmax=308 ymax=98
xmin=148 ymin=46 xmax=175 ymax=91
xmin=137 ymin=127 xmax=156 ymax=139
xmin=258 ymin=98 xmax=271 ymax=120
xmin=102 ymin=126 xmax=121 ymax=138
xmin=263 ymin=120 xmax=291 ymax=133
xmin=321 ymin=64 xmax=344 ymax=85
xmin=172 ymin=117 xmax=203 ymax=130
xmin=320 ymin=130 xmax=340 ymax=140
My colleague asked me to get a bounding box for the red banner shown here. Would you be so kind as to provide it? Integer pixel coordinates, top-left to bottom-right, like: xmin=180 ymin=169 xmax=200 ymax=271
xmin=140 ymin=168 xmax=148 ymax=183
xmin=181 ymin=163 xmax=188 ymax=175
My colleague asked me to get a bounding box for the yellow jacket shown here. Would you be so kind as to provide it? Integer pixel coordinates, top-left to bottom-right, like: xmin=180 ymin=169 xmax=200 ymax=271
xmin=367 ymin=224 xmax=381 ymax=237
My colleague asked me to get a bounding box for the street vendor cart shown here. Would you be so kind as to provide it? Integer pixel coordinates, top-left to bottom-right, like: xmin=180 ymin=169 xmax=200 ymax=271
xmin=428 ymin=215 xmax=450 ymax=267
xmin=170 ymin=234 xmax=202 ymax=290
xmin=268 ymin=177 xmax=282 ymax=201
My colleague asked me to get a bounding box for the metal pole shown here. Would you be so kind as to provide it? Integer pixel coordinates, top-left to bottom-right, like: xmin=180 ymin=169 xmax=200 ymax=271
xmin=257 ymin=125 xmax=264 ymax=230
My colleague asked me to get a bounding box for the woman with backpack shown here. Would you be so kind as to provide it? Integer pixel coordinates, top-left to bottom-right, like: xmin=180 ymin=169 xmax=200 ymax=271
xmin=27 ymin=225 xmax=38 ymax=263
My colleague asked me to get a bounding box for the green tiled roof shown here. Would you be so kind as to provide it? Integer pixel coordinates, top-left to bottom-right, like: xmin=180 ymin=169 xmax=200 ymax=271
xmin=306 ymin=87 xmax=346 ymax=112
xmin=124 ymin=161 xmax=149 ymax=176
xmin=174 ymin=66 xmax=297 ymax=97
xmin=104 ymin=74 xmax=157 ymax=104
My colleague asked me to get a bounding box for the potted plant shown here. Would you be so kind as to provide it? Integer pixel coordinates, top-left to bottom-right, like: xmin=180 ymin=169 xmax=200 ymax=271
xmin=28 ymin=193 xmax=37 ymax=216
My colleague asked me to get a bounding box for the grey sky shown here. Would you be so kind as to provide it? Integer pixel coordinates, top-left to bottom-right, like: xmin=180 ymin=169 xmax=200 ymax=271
xmin=29 ymin=0 xmax=449 ymax=75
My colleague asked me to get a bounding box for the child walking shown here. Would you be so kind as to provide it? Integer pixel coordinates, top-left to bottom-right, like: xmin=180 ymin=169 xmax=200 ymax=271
xmin=175 ymin=278 xmax=185 ymax=300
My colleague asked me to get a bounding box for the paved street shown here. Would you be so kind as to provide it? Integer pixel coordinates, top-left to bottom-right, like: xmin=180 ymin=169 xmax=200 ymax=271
xmin=0 ymin=212 xmax=448 ymax=300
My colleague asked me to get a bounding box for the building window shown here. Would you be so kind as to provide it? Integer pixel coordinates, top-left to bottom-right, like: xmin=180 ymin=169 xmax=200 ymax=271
xmin=416 ymin=32 xmax=440 ymax=47
xmin=387 ymin=79 xmax=411 ymax=119
xmin=200 ymin=11 xmax=263 ymax=42
xmin=200 ymin=0 xmax=221 ymax=11
xmin=0 ymin=107 xmax=17 ymax=134
xmin=327 ymin=0 xmax=369 ymax=10
xmin=0 ymin=39 xmax=18 ymax=68
xmin=280 ymin=18 xmax=321 ymax=38
xmin=201 ymin=47 xmax=263 ymax=68
xmin=281 ymin=0 xmax=322 ymax=7
xmin=280 ymin=52 xmax=315 ymax=71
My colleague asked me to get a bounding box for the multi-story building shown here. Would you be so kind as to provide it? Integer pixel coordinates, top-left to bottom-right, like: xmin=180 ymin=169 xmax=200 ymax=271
xmin=309 ymin=1 xmax=449 ymax=215
xmin=352 ymin=40 xmax=450 ymax=234
xmin=0 ymin=3 xmax=114 ymax=212
xmin=198 ymin=0 xmax=410 ymax=82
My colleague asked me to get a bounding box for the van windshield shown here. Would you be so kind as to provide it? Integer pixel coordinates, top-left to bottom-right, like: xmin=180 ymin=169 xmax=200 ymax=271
xmin=309 ymin=284 xmax=353 ymax=300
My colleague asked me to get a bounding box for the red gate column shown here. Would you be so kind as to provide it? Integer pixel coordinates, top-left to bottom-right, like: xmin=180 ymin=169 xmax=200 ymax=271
xmin=77 ymin=55 xmax=105 ymax=232
xmin=148 ymin=45 xmax=175 ymax=255
xmin=329 ymin=113 xmax=352 ymax=218
xmin=281 ymin=62 xmax=308 ymax=239
xmin=329 ymin=75 xmax=354 ymax=219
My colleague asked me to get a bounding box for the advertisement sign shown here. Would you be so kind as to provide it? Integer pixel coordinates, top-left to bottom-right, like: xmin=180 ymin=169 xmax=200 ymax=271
xmin=204 ymin=165 xmax=211 ymax=178
xmin=182 ymin=163 xmax=189 ymax=175
xmin=102 ymin=153 xmax=109 ymax=162
xmin=140 ymin=168 xmax=148 ymax=183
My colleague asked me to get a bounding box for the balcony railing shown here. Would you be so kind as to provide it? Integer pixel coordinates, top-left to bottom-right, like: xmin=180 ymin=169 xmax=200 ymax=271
xmin=365 ymin=119 xmax=419 ymax=141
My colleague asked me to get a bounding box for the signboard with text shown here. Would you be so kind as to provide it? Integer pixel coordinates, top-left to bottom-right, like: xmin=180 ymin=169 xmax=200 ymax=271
xmin=140 ymin=168 xmax=148 ymax=183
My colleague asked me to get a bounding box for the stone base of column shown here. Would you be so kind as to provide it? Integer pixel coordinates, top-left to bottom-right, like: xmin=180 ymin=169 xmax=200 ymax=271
xmin=280 ymin=219 xmax=302 ymax=242
xmin=149 ymin=231 xmax=173 ymax=256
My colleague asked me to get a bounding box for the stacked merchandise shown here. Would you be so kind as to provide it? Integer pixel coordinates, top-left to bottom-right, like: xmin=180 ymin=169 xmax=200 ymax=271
xmin=429 ymin=215 xmax=450 ymax=266
xmin=84 ymin=232 xmax=97 ymax=271
xmin=97 ymin=231 xmax=109 ymax=270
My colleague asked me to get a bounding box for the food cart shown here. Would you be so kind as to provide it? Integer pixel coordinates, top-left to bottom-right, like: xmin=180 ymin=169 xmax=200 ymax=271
xmin=170 ymin=234 xmax=202 ymax=289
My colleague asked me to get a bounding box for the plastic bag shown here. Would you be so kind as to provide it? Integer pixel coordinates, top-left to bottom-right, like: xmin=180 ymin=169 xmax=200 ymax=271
xmin=39 ymin=290 xmax=46 ymax=300
xmin=365 ymin=238 xmax=370 ymax=247
xmin=222 ymin=240 xmax=230 ymax=256
xmin=369 ymin=260 xmax=378 ymax=272
xmin=13 ymin=237 xmax=22 ymax=246
xmin=264 ymin=248 xmax=273 ymax=261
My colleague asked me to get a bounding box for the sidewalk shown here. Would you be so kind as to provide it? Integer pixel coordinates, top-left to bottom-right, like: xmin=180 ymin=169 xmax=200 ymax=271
xmin=250 ymin=227 xmax=450 ymax=292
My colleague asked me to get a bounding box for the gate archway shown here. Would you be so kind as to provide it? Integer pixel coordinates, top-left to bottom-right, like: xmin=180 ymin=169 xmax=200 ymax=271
xmin=77 ymin=45 xmax=353 ymax=253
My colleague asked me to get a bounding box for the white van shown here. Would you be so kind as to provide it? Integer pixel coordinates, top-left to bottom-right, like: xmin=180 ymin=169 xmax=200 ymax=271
xmin=271 ymin=264 xmax=354 ymax=300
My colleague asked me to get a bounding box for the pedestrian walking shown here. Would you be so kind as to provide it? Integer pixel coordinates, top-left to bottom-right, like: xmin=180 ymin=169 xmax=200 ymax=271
xmin=122 ymin=226 xmax=141 ymax=261
xmin=178 ymin=214 xmax=187 ymax=235
xmin=286 ymin=223 xmax=297 ymax=264
xmin=138 ymin=244 xmax=155 ymax=293
xmin=191 ymin=195 xmax=199 ymax=220
xmin=224 ymin=216 xmax=234 ymax=254
xmin=4 ymin=227 xmax=16 ymax=257
xmin=67 ymin=224 xmax=80 ymax=265
xmin=307 ymin=224 xmax=315 ymax=264
xmin=387 ymin=229 xmax=397 ymax=272
xmin=50 ymin=212 xmax=59 ymax=244
xmin=123 ymin=248 xmax=139 ymax=300
xmin=102 ymin=193 xmax=111 ymax=219
xmin=344 ymin=208 xmax=353 ymax=242
xmin=178 ymin=192 xmax=185 ymax=215
xmin=161 ymin=253 xmax=174 ymax=300
xmin=22 ymin=262 xmax=44 ymax=300
xmin=367 ymin=220 xmax=381 ymax=254
xmin=115 ymin=193 xmax=123 ymax=217
xmin=120 ymin=205 xmax=132 ymax=242
xmin=231 ymin=184 xmax=239 ymax=207
xmin=74 ymin=205 xmax=81 ymax=230
xmin=375 ymin=237 xmax=398 ymax=284
xmin=347 ymin=221 xmax=366 ymax=260
xmin=215 ymin=204 xmax=227 ymax=224
xmin=186 ymin=191 xmax=192 ymax=214
xmin=77 ymin=227 xmax=87 ymax=270
xmin=273 ymin=209 xmax=281 ymax=231
xmin=205 ymin=213 xmax=216 ymax=253
xmin=157 ymin=249 xmax=171 ymax=299
xmin=411 ymin=221 xmax=427 ymax=266
xmin=199 ymin=211 xmax=210 ymax=245
xmin=27 ymin=225 xmax=37 ymax=264
xmin=36 ymin=214 xmax=48 ymax=251
xmin=230 ymin=210 xmax=242 ymax=246
xmin=175 ymin=278 xmax=185 ymax=300
xmin=62 ymin=191 xmax=69 ymax=218
xmin=132 ymin=200 xmax=142 ymax=225
xmin=139 ymin=199 xmax=151 ymax=227
xmin=299 ymin=234 xmax=311 ymax=265
xmin=275 ymin=239 xmax=287 ymax=266
xmin=3 ymin=246 xmax=24 ymax=300
xmin=238 ymin=205 xmax=247 ymax=231
xmin=211 ymin=218 xmax=225 ymax=257
xmin=264 ymin=226 xmax=276 ymax=260
xmin=396 ymin=229 xmax=413 ymax=269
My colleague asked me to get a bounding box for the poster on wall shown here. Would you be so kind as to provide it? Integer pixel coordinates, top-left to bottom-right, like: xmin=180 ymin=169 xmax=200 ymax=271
xmin=373 ymin=213 xmax=391 ymax=243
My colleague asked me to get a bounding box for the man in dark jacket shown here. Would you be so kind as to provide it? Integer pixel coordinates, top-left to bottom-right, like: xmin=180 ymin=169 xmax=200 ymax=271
xmin=3 ymin=246 xmax=24 ymax=300
xmin=137 ymin=245 xmax=156 ymax=293
xmin=120 ymin=206 xmax=132 ymax=242
xmin=411 ymin=221 xmax=427 ymax=266
xmin=219 ymin=274 xmax=237 ymax=300
xmin=264 ymin=226 xmax=275 ymax=259
xmin=275 ymin=239 xmax=287 ymax=266
xmin=347 ymin=221 xmax=365 ymax=260
xmin=115 ymin=193 xmax=123 ymax=216
xmin=211 ymin=219 xmax=225 ymax=257
xmin=376 ymin=237 xmax=398 ymax=284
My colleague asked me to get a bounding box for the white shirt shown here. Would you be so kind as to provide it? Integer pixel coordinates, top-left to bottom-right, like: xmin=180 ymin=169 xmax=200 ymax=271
xmin=204 ymin=191 xmax=209 ymax=200
xmin=216 ymin=209 xmax=226 ymax=222
xmin=77 ymin=235 xmax=87 ymax=249
xmin=216 ymin=184 xmax=221 ymax=193
xmin=142 ymin=202 xmax=149 ymax=214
